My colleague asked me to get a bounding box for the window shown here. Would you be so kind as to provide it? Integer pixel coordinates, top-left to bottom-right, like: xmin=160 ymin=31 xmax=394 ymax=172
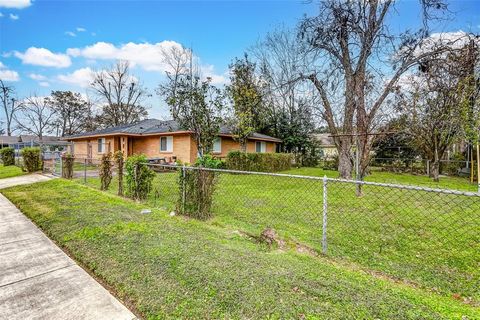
xmin=97 ymin=138 xmax=106 ymax=153
xmin=160 ymin=136 xmax=173 ymax=152
xmin=213 ymin=137 xmax=221 ymax=153
xmin=255 ymin=141 xmax=266 ymax=153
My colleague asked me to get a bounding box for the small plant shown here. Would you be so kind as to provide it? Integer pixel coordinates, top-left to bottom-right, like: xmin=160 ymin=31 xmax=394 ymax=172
xmin=114 ymin=151 xmax=124 ymax=196
xmin=21 ymin=147 xmax=42 ymax=172
xmin=62 ymin=153 xmax=74 ymax=179
xmin=125 ymin=154 xmax=155 ymax=200
xmin=178 ymin=154 xmax=221 ymax=220
xmin=99 ymin=153 xmax=113 ymax=190
xmin=0 ymin=147 xmax=15 ymax=166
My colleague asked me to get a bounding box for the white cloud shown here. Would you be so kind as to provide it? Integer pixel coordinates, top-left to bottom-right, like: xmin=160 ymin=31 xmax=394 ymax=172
xmin=28 ymin=73 xmax=47 ymax=81
xmin=0 ymin=63 xmax=20 ymax=81
xmin=9 ymin=13 xmax=18 ymax=20
xmin=201 ymin=64 xmax=228 ymax=85
xmin=76 ymin=27 xmax=86 ymax=32
xmin=39 ymin=81 xmax=50 ymax=87
xmin=67 ymin=41 xmax=227 ymax=82
xmin=15 ymin=47 xmax=72 ymax=68
xmin=57 ymin=67 xmax=94 ymax=87
xmin=0 ymin=0 xmax=31 ymax=9
xmin=0 ymin=12 xmax=4 ymax=17
xmin=65 ymin=31 xmax=76 ymax=37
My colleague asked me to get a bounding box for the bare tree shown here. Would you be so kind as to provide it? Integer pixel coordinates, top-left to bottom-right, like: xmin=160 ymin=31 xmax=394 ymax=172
xmin=15 ymin=96 xmax=56 ymax=139
xmin=0 ymin=80 xmax=21 ymax=136
xmin=158 ymin=48 xmax=224 ymax=158
xmin=253 ymin=28 xmax=318 ymax=155
xmin=48 ymin=91 xmax=94 ymax=136
xmin=91 ymin=61 xmax=148 ymax=127
xmin=297 ymin=0 xmax=453 ymax=180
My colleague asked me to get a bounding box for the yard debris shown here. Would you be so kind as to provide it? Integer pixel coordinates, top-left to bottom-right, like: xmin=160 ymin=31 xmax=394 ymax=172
xmin=259 ymin=228 xmax=285 ymax=249
xmin=140 ymin=209 xmax=152 ymax=214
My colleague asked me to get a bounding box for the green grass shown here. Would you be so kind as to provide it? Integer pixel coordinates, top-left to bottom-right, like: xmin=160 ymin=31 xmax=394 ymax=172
xmin=0 ymin=164 xmax=25 ymax=179
xmin=2 ymin=179 xmax=479 ymax=319
xmin=75 ymin=167 xmax=480 ymax=304
xmin=283 ymin=167 xmax=478 ymax=192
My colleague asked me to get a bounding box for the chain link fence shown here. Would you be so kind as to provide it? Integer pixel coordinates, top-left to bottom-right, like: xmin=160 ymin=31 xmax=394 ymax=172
xmin=62 ymin=159 xmax=479 ymax=302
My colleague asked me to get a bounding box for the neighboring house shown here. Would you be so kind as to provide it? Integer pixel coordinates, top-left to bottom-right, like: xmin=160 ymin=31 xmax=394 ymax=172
xmin=65 ymin=119 xmax=282 ymax=163
xmin=0 ymin=135 xmax=69 ymax=151
xmin=311 ymin=133 xmax=337 ymax=159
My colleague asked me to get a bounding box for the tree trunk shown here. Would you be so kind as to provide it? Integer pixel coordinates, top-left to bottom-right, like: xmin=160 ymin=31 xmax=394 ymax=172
xmin=431 ymin=160 xmax=440 ymax=182
xmin=337 ymin=143 xmax=352 ymax=179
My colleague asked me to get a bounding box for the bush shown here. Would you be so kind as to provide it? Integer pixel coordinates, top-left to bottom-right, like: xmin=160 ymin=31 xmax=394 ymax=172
xmin=99 ymin=153 xmax=113 ymax=190
xmin=62 ymin=154 xmax=74 ymax=179
xmin=125 ymin=154 xmax=155 ymax=201
xmin=21 ymin=147 xmax=42 ymax=172
xmin=114 ymin=151 xmax=124 ymax=196
xmin=0 ymin=147 xmax=15 ymax=166
xmin=320 ymin=155 xmax=339 ymax=171
xmin=225 ymin=151 xmax=293 ymax=172
xmin=177 ymin=154 xmax=221 ymax=220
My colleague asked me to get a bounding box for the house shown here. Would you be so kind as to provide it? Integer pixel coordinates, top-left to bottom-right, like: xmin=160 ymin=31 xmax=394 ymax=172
xmin=65 ymin=119 xmax=282 ymax=163
xmin=0 ymin=135 xmax=70 ymax=158
xmin=311 ymin=133 xmax=337 ymax=159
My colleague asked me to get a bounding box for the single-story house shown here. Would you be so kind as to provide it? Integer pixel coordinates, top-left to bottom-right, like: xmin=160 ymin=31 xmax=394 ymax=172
xmin=311 ymin=133 xmax=337 ymax=159
xmin=65 ymin=119 xmax=282 ymax=163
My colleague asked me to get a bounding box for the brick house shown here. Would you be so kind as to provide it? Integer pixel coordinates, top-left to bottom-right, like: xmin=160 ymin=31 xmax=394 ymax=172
xmin=65 ymin=119 xmax=281 ymax=163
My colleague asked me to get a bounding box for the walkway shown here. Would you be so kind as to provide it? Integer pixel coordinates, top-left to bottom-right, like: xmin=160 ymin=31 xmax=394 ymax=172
xmin=0 ymin=174 xmax=136 ymax=320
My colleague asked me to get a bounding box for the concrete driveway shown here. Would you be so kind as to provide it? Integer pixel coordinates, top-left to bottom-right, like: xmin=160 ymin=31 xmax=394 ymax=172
xmin=0 ymin=174 xmax=136 ymax=320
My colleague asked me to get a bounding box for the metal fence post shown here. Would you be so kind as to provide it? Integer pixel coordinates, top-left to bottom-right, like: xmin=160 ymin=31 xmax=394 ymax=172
xmin=322 ymin=175 xmax=328 ymax=254
xmin=182 ymin=164 xmax=186 ymax=214
xmin=84 ymin=158 xmax=87 ymax=183
xmin=60 ymin=156 xmax=63 ymax=177
xmin=426 ymin=160 xmax=430 ymax=176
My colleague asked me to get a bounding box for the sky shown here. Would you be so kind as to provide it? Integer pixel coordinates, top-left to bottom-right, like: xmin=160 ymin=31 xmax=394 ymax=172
xmin=0 ymin=0 xmax=479 ymax=121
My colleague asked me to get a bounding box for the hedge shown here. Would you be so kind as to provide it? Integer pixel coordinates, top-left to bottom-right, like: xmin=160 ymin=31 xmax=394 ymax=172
xmin=21 ymin=147 xmax=42 ymax=172
xmin=0 ymin=147 xmax=15 ymax=166
xmin=226 ymin=151 xmax=293 ymax=172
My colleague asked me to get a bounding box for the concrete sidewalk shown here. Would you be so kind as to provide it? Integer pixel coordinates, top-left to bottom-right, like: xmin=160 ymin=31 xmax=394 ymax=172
xmin=0 ymin=175 xmax=136 ymax=320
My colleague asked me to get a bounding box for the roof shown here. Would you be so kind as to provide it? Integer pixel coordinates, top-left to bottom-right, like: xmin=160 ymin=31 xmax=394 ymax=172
xmin=0 ymin=135 xmax=65 ymax=145
xmin=66 ymin=119 xmax=282 ymax=143
xmin=311 ymin=133 xmax=336 ymax=147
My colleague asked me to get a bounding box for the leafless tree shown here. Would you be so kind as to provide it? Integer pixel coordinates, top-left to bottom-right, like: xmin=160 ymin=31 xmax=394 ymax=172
xmin=0 ymin=80 xmax=21 ymax=136
xmin=47 ymin=91 xmax=95 ymax=137
xmin=156 ymin=45 xmax=199 ymax=120
xmin=252 ymin=28 xmax=318 ymax=154
xmin=91 ymin=61 xmax=148 ymax=127
xmin=296 ymin=0 xmax=454 ymax=180
xmin=14 ymin=95 xmax=56 ymax=139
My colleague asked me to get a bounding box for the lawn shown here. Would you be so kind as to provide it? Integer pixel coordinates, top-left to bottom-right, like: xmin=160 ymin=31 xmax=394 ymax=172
xmin=74 ymin=166 xmax=480 ymax=305
xmin=0 ymin=164 xmax=25 ymax=179
xmin=2 ymin=179 xmax=479 ymax=319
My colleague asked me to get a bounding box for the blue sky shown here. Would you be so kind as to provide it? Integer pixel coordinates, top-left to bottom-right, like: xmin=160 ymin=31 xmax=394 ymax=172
xmin=0 ymin=0 xmax=479 ymax=119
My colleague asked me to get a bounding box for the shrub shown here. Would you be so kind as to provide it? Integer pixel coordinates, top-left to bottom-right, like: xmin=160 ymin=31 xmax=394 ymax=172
xmin=0 ymin=147 xmax=15 ymax=166
xmin=177 ymin=154 xmax=221 ymax=220
xmin=225 ymin=151 xmax=293 ymax=172
xmin=62 ymin=154 xmax=74 ymax=179
xmin=320 ymin=155 xmax=339 ymax=171
xmin=99 ymin=153 xmax=114 ymax=190
xmin=114 ymin=151 xmax=124 ymax=196
xmin=21 ymin=147 xmax=42 ymax=172
xmin=125 ymin=154 xmax=155 ymax=201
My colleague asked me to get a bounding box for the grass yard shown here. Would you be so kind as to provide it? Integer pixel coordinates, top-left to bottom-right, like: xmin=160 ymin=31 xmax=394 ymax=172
xmin=2 ymin=179 xmax=479 ymax=319
xmin=0 ymin=164 xmax=25 ymax=179
xmin=74 ymin=166 xmax=480 ymax=305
